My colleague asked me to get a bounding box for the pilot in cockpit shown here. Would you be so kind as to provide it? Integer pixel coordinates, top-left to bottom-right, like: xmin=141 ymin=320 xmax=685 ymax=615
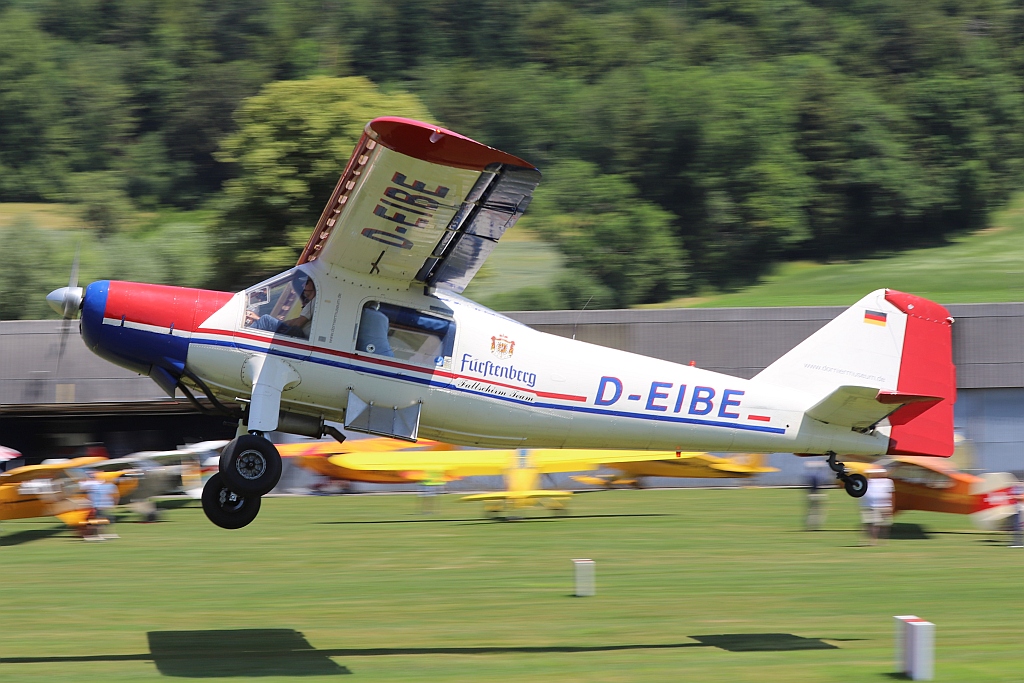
xmin=245 ymin=275 xmax=316 ymax=339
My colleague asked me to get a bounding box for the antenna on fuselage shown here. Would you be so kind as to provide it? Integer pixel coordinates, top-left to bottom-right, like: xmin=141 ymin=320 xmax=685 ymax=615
xmin=571 ymin=295 xmax=595 ymax=341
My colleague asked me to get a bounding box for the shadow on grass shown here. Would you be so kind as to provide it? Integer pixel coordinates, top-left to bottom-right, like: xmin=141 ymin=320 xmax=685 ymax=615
xmin=889 ymin=523 xmax=932 ymax=540
xmin=148 ymin=630 xmax=350 ymax=677
xmin=0 ymin=629 xmax=846 ymax=677
xmin=157 ymin=498 xmax=199 ymax=511
xmin=688 ymin=633 xmax=838 ymax=652
xmin=0 ymin=526 xmax=66 ymax=546
xmin=318 ymin=513 xmax=672 ymax=526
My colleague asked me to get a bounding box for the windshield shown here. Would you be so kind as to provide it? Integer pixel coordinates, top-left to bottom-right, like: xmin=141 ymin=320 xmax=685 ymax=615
xmin=242 ymin=270 xmax=317 ymax=340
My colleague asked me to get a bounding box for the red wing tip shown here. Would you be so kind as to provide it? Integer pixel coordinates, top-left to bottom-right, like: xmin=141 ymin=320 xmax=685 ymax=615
xmin=366 ymin=117 xmax=536 ymax=171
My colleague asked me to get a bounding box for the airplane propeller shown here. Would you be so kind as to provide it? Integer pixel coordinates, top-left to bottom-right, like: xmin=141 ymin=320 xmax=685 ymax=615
xmin=46 ymin=247 xmax=84 ymax=374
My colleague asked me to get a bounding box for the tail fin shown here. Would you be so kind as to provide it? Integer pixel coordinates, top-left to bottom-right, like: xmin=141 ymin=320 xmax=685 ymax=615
xmin=753 ymin=289 xmax=955 ymax=457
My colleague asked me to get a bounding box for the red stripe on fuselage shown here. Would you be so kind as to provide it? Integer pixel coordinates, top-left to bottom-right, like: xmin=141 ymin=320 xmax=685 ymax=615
xmin=105 ymin=282 xmax=232 ymax=335
xmin=196 ymin=327 xmax=587 ymax=403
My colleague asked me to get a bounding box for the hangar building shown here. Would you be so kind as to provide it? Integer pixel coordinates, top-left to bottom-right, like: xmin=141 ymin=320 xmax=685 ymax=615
xmin=2 ymin=300 xmax=1022 ymax=484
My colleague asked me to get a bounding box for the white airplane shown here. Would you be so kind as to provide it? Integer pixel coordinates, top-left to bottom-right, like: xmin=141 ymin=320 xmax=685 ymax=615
xmin=46 ymin=117 xmax=958 ymax=529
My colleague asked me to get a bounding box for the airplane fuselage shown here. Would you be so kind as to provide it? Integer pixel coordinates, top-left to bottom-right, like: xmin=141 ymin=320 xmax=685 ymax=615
xmin=79 ymin=262 xmax=890 ymax=457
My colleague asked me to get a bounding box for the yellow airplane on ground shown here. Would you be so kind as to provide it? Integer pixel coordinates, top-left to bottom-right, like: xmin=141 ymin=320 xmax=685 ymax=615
xmin=0 ymin=457 xmax=136 ymax=531
xmin=571 ymin=452 xmax=776 ymax=488
xmin=287 ymin=439 xmax=727 ymax=518
xmin=282 ymin=438 xmax=453 ymax=485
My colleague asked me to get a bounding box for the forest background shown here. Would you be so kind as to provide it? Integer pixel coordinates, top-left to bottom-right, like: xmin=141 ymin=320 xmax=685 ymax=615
xmin=3 ymin=0 xmax=1024 ymax=318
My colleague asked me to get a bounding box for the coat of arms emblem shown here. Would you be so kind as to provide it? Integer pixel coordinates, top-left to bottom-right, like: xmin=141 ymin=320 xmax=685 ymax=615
xmin=490 ymin=334 xmax=515 ymax=359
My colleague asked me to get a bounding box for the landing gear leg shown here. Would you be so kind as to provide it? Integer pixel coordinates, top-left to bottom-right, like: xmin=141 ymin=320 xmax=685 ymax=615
xmin=827 ymin=451 xmax=868 ymax=498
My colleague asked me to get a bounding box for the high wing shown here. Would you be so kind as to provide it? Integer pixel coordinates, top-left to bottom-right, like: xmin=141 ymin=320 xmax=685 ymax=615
xmin=296 ymin=117 xmax=541 ymax=293
xmin=0 ymin=457 xmax=108 ymax=484
xmin=323 ymin=448 xmax=683 ymax=509
xmin=81 ymin=441 xmax=230 ymax=470
xmin=326 ymin=448 xmax=683 ymax=481
xmin=573 ymin=452 xmax=776 ymax=485
xmin=462 ymin=490 xmax=573 ymax=501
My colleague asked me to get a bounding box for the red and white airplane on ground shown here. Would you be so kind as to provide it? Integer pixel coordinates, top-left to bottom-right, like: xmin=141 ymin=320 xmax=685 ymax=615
xmin=47 ymin=117 xmax=958 ymax=529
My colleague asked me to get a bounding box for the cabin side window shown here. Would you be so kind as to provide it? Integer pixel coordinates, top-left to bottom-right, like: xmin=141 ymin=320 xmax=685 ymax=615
xmin=356 ymin=301 xmax=455 ymax=368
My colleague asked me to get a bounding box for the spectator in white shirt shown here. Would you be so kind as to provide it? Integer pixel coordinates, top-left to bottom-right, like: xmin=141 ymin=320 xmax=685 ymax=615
xmin=860 ymin=468 xmax=894 ymax=546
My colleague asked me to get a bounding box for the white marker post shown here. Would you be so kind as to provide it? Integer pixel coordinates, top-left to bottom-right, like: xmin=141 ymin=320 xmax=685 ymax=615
xmin=572 ymin=559 xmax=595 ymax=597
xmin=894 ymin=615 xmax=934 ymax=680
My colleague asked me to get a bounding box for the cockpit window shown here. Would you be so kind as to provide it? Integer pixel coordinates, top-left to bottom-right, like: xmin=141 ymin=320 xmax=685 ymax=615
xmin=242 ymin=270 xmax=317 ymax=340
xmin=356 ymin=301 xmax=455 ymax=368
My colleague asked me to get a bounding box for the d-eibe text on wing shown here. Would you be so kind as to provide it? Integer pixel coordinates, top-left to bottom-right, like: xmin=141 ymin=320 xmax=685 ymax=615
xmin=297 ymin=117 xmax=541 ymax=293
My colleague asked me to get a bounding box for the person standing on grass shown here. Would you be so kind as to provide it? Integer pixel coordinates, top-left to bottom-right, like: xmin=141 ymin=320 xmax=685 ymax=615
xmin=860 ymin=468 xmax=893 ymax=546
xmin=804 ymin=459 xmax=828 ymax=531
xmin=1011 ymin=483 xmax=1024 ymax=548
xmin=84 ymin=472 xmax=120 ymax=540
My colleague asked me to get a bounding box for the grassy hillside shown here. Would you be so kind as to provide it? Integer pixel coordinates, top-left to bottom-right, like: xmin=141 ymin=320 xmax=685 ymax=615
xmin=0 ymin=203 xmax=87 ymax=231
xmin=9 ymin=195 xmax=1023 ymax=311
xmin=461 ymin=227 xmax=567 ymax=304
xmin=651 ymin=196 xmax=1024 ymax=309
xmin=470 ymin=193 xmax=1024 ymax=311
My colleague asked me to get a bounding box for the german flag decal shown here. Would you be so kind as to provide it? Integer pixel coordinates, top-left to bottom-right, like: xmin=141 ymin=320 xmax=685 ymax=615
xmin=864 ymin=309 xmax=887 ymax=326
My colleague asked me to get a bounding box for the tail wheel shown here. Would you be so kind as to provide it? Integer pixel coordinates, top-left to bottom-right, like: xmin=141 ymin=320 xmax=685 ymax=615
xmin=219 ymin=434 xmax=282 ymax=496
xmin=201 ymin=473 xmax=261 ymax=529
xmin=844 ymin=473 xmax=869 ymax=498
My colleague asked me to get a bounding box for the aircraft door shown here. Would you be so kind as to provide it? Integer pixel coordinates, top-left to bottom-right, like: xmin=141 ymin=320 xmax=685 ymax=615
xmin=347 ymin=300 xmax=456 ymax=440
xmin=354 ymin=300 xmax=456 ymax=384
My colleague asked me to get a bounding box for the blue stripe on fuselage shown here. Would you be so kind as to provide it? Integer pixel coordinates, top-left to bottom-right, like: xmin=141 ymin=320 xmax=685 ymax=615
xmin=191 ymin=337 xmax=786 ymax=435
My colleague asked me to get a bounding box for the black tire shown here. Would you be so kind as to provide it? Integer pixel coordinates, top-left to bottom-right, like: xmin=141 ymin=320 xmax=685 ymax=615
xmin=201 ymin=473 xmax=261 ymax=529
xmin=844 ymin=473 xmax=869 ymax=498
xmin=219 ymin=434 xmax=282 ymax=496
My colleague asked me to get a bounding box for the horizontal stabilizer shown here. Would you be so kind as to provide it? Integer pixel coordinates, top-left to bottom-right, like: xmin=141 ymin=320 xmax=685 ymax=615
xmin=806 ymin=386 xmax=941 ymax=430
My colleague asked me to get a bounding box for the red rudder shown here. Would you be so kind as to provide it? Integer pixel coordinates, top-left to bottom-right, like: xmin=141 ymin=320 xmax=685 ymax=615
xmin=884 ymin=290 xmax=956 ymax=457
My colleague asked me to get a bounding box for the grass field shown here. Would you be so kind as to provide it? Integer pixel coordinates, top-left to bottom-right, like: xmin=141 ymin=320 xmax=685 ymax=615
xmin=0 ymin=489 xmax=1020 ymax=682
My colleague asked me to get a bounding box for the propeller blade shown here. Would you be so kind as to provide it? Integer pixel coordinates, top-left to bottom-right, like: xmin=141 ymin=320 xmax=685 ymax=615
xmin=52 ymin=246 xmax=83 ymax=375
xmin=63 ymin=246 xmax=80 ymax=319
xmin=56 ymin=317 xmax=71 ymax=375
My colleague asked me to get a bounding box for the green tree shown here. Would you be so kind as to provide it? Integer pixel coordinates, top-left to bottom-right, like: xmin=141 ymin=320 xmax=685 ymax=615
xmin=212 ymin=76 xmax=433 ymax=288
xmin=523 ymin=161 xmax=688 ymax=307
xmin=0 ymin=9 xmax=66 ymax=200
xmin=0 ymin=218 xmax=59 ymax=320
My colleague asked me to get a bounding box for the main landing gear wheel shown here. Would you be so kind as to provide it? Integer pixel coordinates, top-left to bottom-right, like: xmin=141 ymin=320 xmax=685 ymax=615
xmin=202 ymin=473 xmax=261 ymax=529
xmin=219 ymin=434 xmax=282 ymax=496
xmin=844 ymin=473 xmax=868 ymax=498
